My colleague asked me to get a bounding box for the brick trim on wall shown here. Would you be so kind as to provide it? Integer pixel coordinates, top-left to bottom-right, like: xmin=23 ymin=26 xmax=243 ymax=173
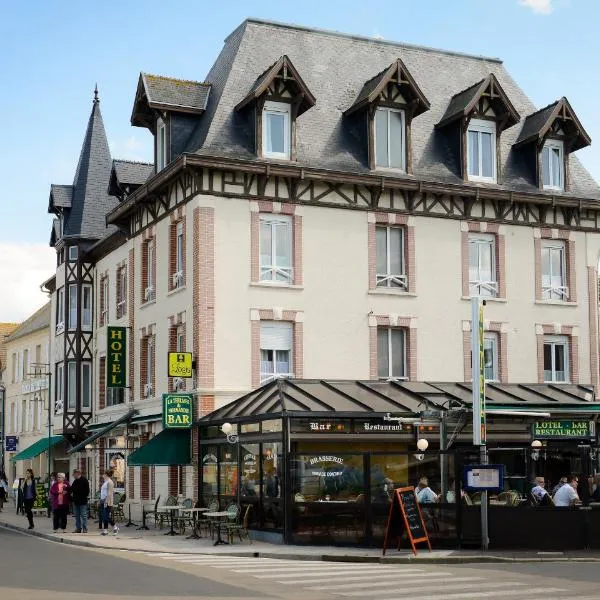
xmin=588 ymin=266 xmax=599 ymax=396
xmin=461 ymin=221 xmax=506 ymax=298
xmin=535 ymin=323 xmax=579 ymax=384
xmin=250 ymin=201 xmax=303 ymax=285
xmin=368 ymin=213 xmax=416 ymax=293
xmin=462 ymin=321 xmax=508 ymax=383
xmin=534 ymin=228 xmax=576 ymax=302
xmin=250 ymin=309 xmax=304 ymax=388
xmin=368 ymin=315 xmax=417 ymax=380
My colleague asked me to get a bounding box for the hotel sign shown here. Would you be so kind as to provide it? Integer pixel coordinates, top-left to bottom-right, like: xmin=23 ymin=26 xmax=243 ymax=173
xmin=167 ymin=352 xmax=193 ymax=378
xmin=107 ymin=326 xmax=127 ymax=388
xmin=533 ymin=420 xmax=595 ymax=439
xmin=163 ymin=394 xmax=193 ymax=429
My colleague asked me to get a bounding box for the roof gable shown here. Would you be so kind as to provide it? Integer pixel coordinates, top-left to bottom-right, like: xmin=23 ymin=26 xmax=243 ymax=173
xmin=235 ymin=55 xmax=316 ymax=116
xmin=344 ymin=58 xmax=430 ymax=117
xmin=514 ymin=97 xmax=591 ymax=151
xmin=108 ymin=159 xmax=154 ymax=197
xmin=48 ymin=184 xmax=73 ymax=213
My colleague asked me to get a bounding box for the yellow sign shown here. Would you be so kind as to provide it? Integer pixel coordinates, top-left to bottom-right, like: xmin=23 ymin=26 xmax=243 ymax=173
xmin=168 ymin=352 xmax=193 ymax=378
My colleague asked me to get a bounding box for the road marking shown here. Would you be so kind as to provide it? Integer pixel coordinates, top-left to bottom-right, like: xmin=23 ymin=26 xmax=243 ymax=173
xmin=232 ymin=564 xmax=401 ymax=573
xmin=277 ymin=571 xmax=428 ymax=585
xmin=307 ymin=574 xmax=478 ymax=591
xmin=252 ymin=566 xmax=418 ymax=578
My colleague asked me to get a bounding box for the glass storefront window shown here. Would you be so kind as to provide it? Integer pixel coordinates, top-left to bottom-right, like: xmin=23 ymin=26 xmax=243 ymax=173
xmin=261 ymin=419 xmax=282 ymax=433
xmin=262 ymin=442 xmax=283 ymax=530
xmin=241 ymin=422 xmax=259 ymax=433
xmin=219 ymin=445 xmax=238 ymax=504
xmin=240 ymin=443 xmax=260 ymax=497
xmin=201 ymin=447 xmax=218 ymax=503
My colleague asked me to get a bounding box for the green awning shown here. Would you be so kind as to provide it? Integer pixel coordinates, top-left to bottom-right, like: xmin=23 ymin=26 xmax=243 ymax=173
xmin=11 ymin=436 xmax=64 ymax=462
xmin=68 ymin=408 xmax=138 ymax=454
xmin=128 ymin=429 xmax=191 ymax=466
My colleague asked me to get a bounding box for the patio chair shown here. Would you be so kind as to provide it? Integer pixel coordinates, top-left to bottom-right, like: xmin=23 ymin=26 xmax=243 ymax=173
xmin=176 ymin=497 xmax=194 ymax=534
xmin=141 ymin=495 xmax=160 ymax=529
xmin=226 ymin=504 xmax=252 ymax=544
xmin=199 ymin=499 xmax=219 ymax=537
xmin=157 ymin=495 xmax=177 ymax=529
xmin=220 ymin=503 xmax=240 ymax=542
xmin=113 ymin=493 xmax=126 ymax=523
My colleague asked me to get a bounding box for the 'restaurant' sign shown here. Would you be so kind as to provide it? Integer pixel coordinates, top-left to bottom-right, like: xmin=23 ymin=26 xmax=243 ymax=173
xmin=107 ymin=326 xmax=126 ymax=388
xmin=163 ymin=394 xmax=193 ymax=429
xmin=533 ymin=420 xmax=595 ymax=439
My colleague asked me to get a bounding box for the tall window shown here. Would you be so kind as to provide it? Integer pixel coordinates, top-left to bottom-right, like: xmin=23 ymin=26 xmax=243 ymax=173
xmin=467 ymin=119 xmax=496 ymax=182
xmin=67 ymin=361 xmax=77 ymax=409
xmin=100 ymin=276 xmax=109 ymax=326
xmin=260 ymin=322 xmax=293 ymax=383
xmin=145 ymin=239 xmax=156 ymax=301
xmin=377 ymin=327 xmax=406 ymax=379
xmin=544 ymin=336 xmax=569 ymax=382
xmin=55 ymin=363 xmax=64 ymax=413
xmin=81 ymin=362 xmax=92 ymax=409
xmin=483 ymin=333 xmax=499 ymax=382
xmin=145 ymin=337 xmax=155 ymax=397
xmin=22 ymin=349 xmax=29 ymax=379
xmin=542 ymin=140 xmax=563 ymax=191
xmin=173 ymin=222 xmax=184 ymax=289
xmin=376 ymin=226 xmax=406 ymax=289
xmin=541 ymin=241 xmax=567 ymax=300
xmin=260 ymin=215 xmax=293 ymax=284
xmin=157 ymin=118 xmax=166 ymax=172
xmin=68 ymin=284 xmax=77 ymax=330
xmin=263 ymin=101 xmax=291 ymax=160
xmin=56 ymin=287 xmax=65 ymax=332
xmin=469 ymin=234 xmax=497 ymax=297
xmin=117 ymin=266 xmax=127 ymax=318
xmin=82 ymin=284 xmax=93 ymax=330
xmin=374 ymin=107 xmax=405 ymax=170
xmin=11 ymin=353 xmax=16 ymax=383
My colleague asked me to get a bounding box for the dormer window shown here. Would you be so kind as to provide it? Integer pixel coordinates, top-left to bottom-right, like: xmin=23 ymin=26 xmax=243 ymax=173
xmin=541 ymin=139 xmax=563 ymax=190
xmin=375 ymin=107 xmax=405 ymax=170
xmin=156 ymin=118 xmax=167 ymax=172
xmin=235 ymin=55 xmax=315 ymax=162
xmin=263 ymin=101 xmax=291 ymax=160
xmin=345 ymin=59 xmax=429 ymax=174
xmin=467 ymin=119 xmax=496 ymax=182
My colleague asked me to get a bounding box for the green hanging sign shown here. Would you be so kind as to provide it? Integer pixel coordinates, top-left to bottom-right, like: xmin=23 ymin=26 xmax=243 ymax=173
xmin=163 ymin=394 xmax=193 ymax=429
xmin=107 ymin=326 xmax=127 ymax=388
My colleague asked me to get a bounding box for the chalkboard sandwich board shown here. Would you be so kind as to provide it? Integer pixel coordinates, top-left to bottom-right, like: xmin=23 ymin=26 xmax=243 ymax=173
xmin=382 ymin=486 xmax=431 ymax=556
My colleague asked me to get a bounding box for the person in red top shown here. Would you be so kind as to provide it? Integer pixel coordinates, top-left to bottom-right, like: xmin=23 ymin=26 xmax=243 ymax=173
xmin=50 ymin=473 xmax=71 ymax=533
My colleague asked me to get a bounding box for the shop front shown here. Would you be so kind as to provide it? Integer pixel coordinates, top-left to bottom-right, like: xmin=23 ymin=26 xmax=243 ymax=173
xmin=198 ymin=379 xmax=600 ymax=549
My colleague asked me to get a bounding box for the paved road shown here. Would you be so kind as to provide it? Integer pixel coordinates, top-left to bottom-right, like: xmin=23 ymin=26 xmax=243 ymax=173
xmin=2 ymin=527 xmax=600 ymax=599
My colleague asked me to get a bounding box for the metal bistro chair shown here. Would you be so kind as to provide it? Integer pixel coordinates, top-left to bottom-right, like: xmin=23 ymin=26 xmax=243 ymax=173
xmin=177 ymin=498 xmax=195 ymax=534
xmin=199 ymin=499 xmax=219 ymax=538
xmin=157 ymin=495 xmax=178 ymax=529
xmin=219 ymin=503 xmax=240 ymax=543
xmin=140 ymin=495 xmax=160 ymax=529
xmin=113 ymin=493 xmax=126 ymax=523
xmin=226 ymin=504 xmax=252 ymax=544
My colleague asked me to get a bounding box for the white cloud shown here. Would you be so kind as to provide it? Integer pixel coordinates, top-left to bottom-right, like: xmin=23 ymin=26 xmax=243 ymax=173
xmin=0 ymin=243 xmax=55 ymax=322
xmin=108 ymin=134 xmax=153 ymax=163
xmin=518 ymin=0 xmax=554 ymax=14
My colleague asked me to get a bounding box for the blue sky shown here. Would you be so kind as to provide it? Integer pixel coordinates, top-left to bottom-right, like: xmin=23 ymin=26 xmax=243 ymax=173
xmin=1 ymin=0 xmax=598 ymax=320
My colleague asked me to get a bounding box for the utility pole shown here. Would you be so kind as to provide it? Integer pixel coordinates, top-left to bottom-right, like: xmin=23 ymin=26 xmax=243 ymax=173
xmin=30 ymin=364 xmax=51 ymax=481
xmin=0 ymin=384 xmax=5 ymax=475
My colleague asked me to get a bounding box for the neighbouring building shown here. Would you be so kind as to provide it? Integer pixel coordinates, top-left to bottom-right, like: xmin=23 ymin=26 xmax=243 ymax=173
xmin=38 ymin=19 xmax=600 ymax=541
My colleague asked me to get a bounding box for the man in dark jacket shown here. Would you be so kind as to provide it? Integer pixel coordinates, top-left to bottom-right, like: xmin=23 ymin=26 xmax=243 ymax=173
xmin=70 ymin=469 xmax=90 ymax=533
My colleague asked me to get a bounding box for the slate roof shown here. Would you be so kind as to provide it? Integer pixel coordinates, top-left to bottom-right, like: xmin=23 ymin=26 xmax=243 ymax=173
xmin=142 ymin=73 xmax=211 ymax=111
xmin=48 ymin=93 xmax=118 ymax=242
xmin=185 ymin=19 xmax=599 ymax=200
xmin=48 ymin=184 xmax=73 ymax=210
xmin=4 ymin=303 xmax=50 ymax=342
xmin=112 ymin=160 xmax=154 ymax=186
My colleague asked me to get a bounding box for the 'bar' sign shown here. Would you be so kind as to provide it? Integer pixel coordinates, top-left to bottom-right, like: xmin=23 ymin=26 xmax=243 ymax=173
xmin=107 ymin=326 xmax=127 ymax=388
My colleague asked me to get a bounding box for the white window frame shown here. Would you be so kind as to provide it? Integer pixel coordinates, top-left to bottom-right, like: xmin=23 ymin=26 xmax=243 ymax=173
xmin=377 ymin=327 xmax=407 ymax=380
xmin=82 ymin=284 xmax=93 ymax=330
xmin=55 ymin=363 xmax=64 ymax=414
xmin=543 ymin=335 xmax=570 ymax=383
xmin=259 ymin=214 xmax=293 ymax=284
xmin=483 ymin=332 xmax=499 ymax=382
xmin=467 ymin=118 xmax=497 ymax=183
xmin=145 ymin=239 xmax=155 ymax=301
xmin=81 ymin=362 xmax=92 ymax=409
xmin=260 ymin=322 xmax=293 ymax=383
xmin=374 ymin=107 xmax=406 ymax=171
xmin=56 ymin=287 xmax=65 ymax=333
xmin=262 ymin=101 xmax=291 ymax=160
xmin=67 ymin=361 xmax=77 ymax=409
xmin=68 ymin=284 xmax=78 ymax=330
xmin=541 ymin=139 xmax=564 ymax=191
xmin=174 ymin=222 xmax=184 ymax=288
xmin=101 ymin=277 xmax=109 ymax=324
xmin=157 ymin=118 xmax=167 ymax=172
xmin=469 ymin=233 xmax=498 ymax=297
xmin=68 ymin=246 xmax=78 ymax=261
xmin=22 ymin=348 xmax=29 ymax=379
xmin=376 ymin=225 xmax=407 ymax=289
xmin=541 ymin=240 xmax=567 ymax=300
xmin=117 ymin=267 xmax=127 ymax=318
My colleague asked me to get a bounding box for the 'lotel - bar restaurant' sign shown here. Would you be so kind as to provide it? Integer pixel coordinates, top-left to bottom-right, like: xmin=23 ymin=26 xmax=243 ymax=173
xmin=533 ymin=420 xmax=595 ymax=439
xmin=107 ymin=326 xmax=126 ymax=388
xmin=163 ymin=394 xmax=193 ymax=429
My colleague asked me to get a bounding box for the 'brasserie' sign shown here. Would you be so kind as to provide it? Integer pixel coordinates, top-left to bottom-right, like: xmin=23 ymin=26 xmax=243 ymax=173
xmin=533 ymin=420 xmax=595 ymax=439
xmin=107 ymin=326 xmax=126 ymax=388
xmin=163 ymin=393 xmax=193 ymax=429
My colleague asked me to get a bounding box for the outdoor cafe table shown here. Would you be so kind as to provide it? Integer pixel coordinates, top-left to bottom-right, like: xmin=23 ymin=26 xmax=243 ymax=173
xmin=180 ymin=507 xmax=210 ymax=539
xmin=158 ymin=505 xmax=181 ymax=536
xmin=203 ymin=511 xmax=231 ymax=546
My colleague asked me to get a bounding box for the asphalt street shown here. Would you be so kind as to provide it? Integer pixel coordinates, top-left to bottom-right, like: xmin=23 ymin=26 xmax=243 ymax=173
xmin=2 ymin=527 xmax=600 ymax=599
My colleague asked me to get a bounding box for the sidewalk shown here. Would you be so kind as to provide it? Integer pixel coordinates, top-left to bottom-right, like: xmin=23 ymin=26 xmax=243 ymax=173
xmin=2 ymin=503 xmax=600 ymax=564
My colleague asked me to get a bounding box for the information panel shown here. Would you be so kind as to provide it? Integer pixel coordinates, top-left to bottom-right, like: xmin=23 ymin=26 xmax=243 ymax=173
xmin=463 ymin=464 xmax=504 ymax=492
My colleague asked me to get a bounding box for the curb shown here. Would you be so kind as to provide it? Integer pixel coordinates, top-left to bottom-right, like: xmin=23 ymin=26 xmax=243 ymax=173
xmin=3 ymin=521 xmax=600 ymax=564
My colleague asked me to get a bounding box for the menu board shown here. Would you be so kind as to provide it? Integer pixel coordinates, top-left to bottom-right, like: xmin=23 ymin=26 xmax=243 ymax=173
xmin=382 ymin=486 xmax=431 ymax=556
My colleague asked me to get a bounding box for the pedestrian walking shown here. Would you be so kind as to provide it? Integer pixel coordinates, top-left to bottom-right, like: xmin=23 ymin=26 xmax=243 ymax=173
xmin=47 ymin=472 xmax=57 ymax=518
xmin=70 ymin=469 xmax=90 ymax=533
xmin=99 ymin=470 xmax=119 ymax=536
xmin=0 ymin=472 xmax=8 ymax=512
xmin=50 ymin=472 xmax=71 ymax=532
xmin=20 ymin=469 xmax=37 ymax=529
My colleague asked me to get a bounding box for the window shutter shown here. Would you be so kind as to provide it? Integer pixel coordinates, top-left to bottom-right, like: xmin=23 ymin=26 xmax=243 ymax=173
xmin=260 ymin=322 xmax=292 ymax=350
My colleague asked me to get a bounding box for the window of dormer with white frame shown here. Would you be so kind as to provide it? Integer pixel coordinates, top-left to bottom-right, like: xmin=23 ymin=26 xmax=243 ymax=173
xmin=374 ymin=107 xmax=405 ymax=170
xmin=467 ymin=119 xmax=496 ymax=182
xmin=263 ymin=101 xmax=291 ymax=160
xmin=156 ymin=118 xmax=167 ymax=172
xmin=541 ymin=139 xmax=564 ymax=191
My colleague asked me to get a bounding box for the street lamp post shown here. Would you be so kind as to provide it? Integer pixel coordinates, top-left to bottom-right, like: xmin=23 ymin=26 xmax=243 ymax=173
xmin=31 ymin=364 xmax=51 ymax=481
xmin=0 ymin=384 xmax=5 ymax=475
xmin=221 ymin=422 xmax=241 ymax=508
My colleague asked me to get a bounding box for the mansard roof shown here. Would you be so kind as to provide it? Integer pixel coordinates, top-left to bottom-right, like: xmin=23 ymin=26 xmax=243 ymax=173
xmin=344 ymin=58 xmax=430 ymax=117
xmin=131 ymin=73 xmax=211 ymax=128
xmin=234 ymin=55 xmax=316 ymax=115
xmin=437 ymin=73 xmax=519 ymax=130
xmin=48 ymin=90 xmax=118 ymax=244
xmin=514 ymin=97 xmax=591 ymax=152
